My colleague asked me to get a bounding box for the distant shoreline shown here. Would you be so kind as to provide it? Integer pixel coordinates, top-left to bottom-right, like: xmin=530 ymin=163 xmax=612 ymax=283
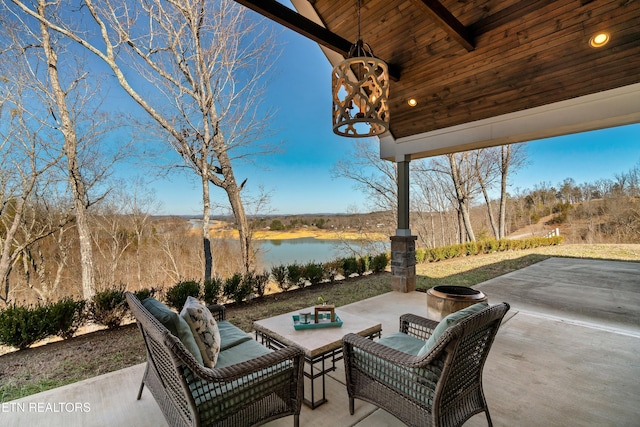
xmin=209 ymin=228 xmax=388 ymax=241
xmin=186 ymin=218 xmax=389 ymax=241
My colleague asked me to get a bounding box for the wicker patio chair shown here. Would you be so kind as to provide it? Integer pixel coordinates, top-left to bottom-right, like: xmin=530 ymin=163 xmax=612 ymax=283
xmin=343 ymin=302 xmax=510 ymax=427
xmin=126 ymin=292 xmax=304 ymax=427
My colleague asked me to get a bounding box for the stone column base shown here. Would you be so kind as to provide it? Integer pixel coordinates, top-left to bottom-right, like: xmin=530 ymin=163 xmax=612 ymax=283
xmin=390 ymin=235 xmax=417 ymax=293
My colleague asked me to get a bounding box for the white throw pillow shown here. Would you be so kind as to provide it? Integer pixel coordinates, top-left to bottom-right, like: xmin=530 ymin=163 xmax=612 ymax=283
xmin=180 ymin=296 xmax=221 ymax=368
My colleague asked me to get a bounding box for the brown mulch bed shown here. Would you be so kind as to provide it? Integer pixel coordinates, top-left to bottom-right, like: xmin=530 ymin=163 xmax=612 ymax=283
xmin=0 ymin=323 xmax=146 ymax=401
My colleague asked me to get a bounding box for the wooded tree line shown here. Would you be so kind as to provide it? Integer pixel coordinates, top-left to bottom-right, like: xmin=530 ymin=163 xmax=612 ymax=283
xmin=1 ymin=208 xmax=247 ymax=305
xmin=334 ymin=141 xmax=640 ymax=248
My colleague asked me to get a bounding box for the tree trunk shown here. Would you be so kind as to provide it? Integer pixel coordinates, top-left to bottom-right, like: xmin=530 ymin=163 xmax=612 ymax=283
xmin=499 ymin=145 xmax=511 ymax=239
xmin=439 ymin=211 xmax=446 ymax=247
xmin=226 ymin=185 xmax=252 ymax=273
xmin=39 ymin=0 xmax=95 ymax=300
xmin=0 ymin=197 xmax=25 ymax=301
xmin=448 ymin=154 xmax=476 ymax=242
xmin=479 ymin=181 xmax=500 ymax=239
xmin=201 ymin=172 xmax=213 ymax=282
xmin=210 ymin=134 xmax=252 ymax=274
xmin=430 ymin=211 xmax=436 ymax=248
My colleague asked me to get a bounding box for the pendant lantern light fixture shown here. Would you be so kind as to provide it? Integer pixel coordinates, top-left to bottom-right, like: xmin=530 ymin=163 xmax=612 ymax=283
xmin=332 ymin=0 xmax=390 ymax=137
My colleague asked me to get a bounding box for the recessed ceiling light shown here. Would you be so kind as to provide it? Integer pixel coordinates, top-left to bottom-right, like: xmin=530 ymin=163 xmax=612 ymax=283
xmin=407 ymin=98 xmax=418 ymax=107
xmin=589 ymin=32 xmax=610 ymax=48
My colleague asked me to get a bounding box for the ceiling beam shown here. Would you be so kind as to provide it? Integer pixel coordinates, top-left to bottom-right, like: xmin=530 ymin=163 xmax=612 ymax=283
xmin=233 ymin=0 xmax=400 ymax=80
xmin=234 ymin=0 xmax=352 ymax=55
xmin=414 ymin=0 xmax=475 ymax=51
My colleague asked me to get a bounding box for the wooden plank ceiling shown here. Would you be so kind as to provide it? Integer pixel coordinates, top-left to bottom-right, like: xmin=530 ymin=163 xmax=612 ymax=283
xmin=247 ymin=0 xmax=640 ymax=141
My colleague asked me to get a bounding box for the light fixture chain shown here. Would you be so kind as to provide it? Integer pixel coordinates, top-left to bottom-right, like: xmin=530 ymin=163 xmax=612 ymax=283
xmin=357 ymin=0 xmax=361 ymax=42
xmin=332 ymin=0 xmax=390 ymax=137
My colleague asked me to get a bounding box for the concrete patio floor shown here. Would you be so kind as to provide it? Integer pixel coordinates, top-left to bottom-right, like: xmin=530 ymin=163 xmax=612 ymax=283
xmin=3 ymin=257 xmax=640 ymax=426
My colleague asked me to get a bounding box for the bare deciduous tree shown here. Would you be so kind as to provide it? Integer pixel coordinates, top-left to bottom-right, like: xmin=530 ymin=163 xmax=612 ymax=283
xmin=431 ymin=152 xmax=478 ymax=242
xmin=472 ymin=149 xmax=499 ymax=239
xmin=5 ymin=1 xmax=132 ymax=300
xmin=20 ymin=222 xmax=74 ymax=303
xmin=412 ymin=160 xmax=457 ymax=247
xmin=90 ymin=178 xmax=160 ymax=289
xmin=472 ymin=144 xmax=527 ymax=239
xmin=498 ymin=144 xmax=527 ymax=238
xmin=332 ymin=139 xmax=397 ymax=233
xmin=9 ymin=0 xmax=279 ymax=278
xmin=0 ymin=33 xmax=71 ymax=303
xmin=36 ymin=1 xmax=98 ymax=300
xmin=331 ymin=140 xmax=397 ymax=256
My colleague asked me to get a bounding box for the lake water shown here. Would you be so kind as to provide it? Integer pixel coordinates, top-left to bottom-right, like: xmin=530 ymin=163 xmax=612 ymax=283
xmin=255 ymin=238 xmax=389 ymax=268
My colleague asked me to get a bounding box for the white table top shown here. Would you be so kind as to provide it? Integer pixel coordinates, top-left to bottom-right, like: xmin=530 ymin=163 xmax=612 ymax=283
xmin=253 ymin=306 xmax=382 ymax=358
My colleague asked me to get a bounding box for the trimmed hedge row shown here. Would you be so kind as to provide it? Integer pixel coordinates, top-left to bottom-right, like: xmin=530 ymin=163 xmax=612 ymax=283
xmin=270 ymin=252 xmax=389 ymax=293
xmin=415 ymin=236 xmax=564 ymax=263
xmin=0 ymin=252 xmax=390 ymax=349
xmin=0 ymin=298 xmax=87 ymax=349
xmin=0 ymin=288 xmax=154 ymax=349
xmin=165 ymin=252 xmax=391 ymax=307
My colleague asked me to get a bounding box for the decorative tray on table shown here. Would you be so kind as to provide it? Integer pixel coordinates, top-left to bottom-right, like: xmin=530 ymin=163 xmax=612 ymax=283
xmin=292 ymin=314 xmax=343 ymax=330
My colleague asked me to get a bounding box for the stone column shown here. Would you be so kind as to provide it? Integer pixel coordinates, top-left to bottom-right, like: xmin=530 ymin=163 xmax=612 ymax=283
xmin=390 ymin=235 xmax=417 ymax=292
xmin=392 ymin=158 xmax=417 ymax=292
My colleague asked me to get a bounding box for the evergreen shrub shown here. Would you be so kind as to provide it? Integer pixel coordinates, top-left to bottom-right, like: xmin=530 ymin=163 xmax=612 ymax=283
xmin=465 ymin=242 xmax=479 ymax=256
xmin=0 ymin=304 xmax=50 ymax=349
xmin=371 ymin=253 xmax=389 ymax=273
xmin=203 ymin=277 xmax=222 ymax=304
xmin=356 ymin=255 xmax=371 ymax=275
xmin=236 ymin=273 xmax=254 ymax=303
xmin=223 ymin=273 xmax=251 ymax=303
xmin=133 ymin=287 xmax=156 ymax=302
xmin=47 ymin=297 xmax=86 ymax=339
xmin=90 ymin=286 xmax=128 ymax=329
xmin=286 ymin=263 xmax=303 ymax=288
xmin=253 ymin=271 xmax=270 ymax=297
xmin=416 ymin=236 xmax=565 ymax=264
xmin=165 ymin=280 xmax=201 ymax=310
xmin=341 ymin=257 xmax=358 ymax=277
xmin=323 ymin=260 xmax=341 ymax=282
xmin=303 ymin=262 xmax=324 ymax=286
xmin=271 ymin=264 xmax=290 ymax=291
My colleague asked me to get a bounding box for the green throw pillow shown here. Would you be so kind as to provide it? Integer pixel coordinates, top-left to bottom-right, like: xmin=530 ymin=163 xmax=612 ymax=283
xmin=417 ymin=301 xmax=489 ymax=357
xmin=142 ymin=297 xmax=204 ymax=365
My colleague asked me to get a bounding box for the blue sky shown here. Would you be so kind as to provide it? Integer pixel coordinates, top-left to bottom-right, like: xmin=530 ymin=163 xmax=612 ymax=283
xmin=140 ymin=10 xmax=640 ymax=217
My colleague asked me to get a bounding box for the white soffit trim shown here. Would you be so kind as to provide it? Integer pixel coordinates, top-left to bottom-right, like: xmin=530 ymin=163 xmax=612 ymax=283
xmin=380 ymin=83 xmax=640 ymax=162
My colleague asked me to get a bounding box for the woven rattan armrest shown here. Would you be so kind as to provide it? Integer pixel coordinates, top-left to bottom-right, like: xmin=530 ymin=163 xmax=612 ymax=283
xmin=399 ymin=313 xmax=440 ymax=341
xmin=206 ymin=304 xmax=225 ymax=321
xmin=343 ymin=332 xmax=444 ymax=369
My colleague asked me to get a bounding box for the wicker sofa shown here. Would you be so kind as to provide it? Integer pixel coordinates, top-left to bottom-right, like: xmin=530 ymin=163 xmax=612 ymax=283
xmin=125 ymin=292 xmax=304 ymax=427
xmin=343 ymin=302 xmax=510 ymax=427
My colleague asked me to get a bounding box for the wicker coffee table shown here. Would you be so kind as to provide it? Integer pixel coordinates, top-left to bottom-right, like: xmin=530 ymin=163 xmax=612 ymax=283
xmin=253 ymin=307 xmax=381 ymax=409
